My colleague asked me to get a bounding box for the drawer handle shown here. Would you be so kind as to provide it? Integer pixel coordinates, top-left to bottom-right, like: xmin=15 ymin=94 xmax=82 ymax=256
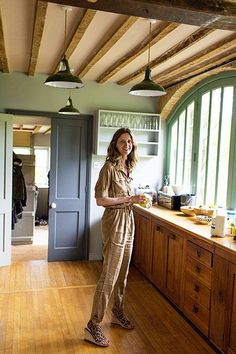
xmin=192 ymin=305 xmax=199 ymax=314
xmin=195 ymin=265 xmax=201 ymax=273
xmin=156 ymin=226 xmax=160 ymax=231
xmin=171 ymin=234 xmax=176 ymax=240
xmin=196 ymin=249 xmax=202 ymax=257
xmin=194 ymin=285 xmax=200 ymax=293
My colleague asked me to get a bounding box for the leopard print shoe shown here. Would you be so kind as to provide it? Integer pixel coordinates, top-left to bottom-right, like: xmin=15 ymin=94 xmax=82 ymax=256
xmin=111 ymin=307 xmax=134 ymax=329
xmin=84 ymin=320 xmax=110 ymax=347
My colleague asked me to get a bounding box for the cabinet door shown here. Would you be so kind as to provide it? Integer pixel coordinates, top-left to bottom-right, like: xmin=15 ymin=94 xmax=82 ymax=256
xmin=133 ymin=213 xmax=152 ymax=278
xmin=151 ymin=223 xmax=167 ymax=290
xmin=165 ymin=231 xmax=184 ymax=306
xmin=210 ymin=255 xmax=229 ymax=352
xmin=228 ymin=263 xmax=236 ymax=354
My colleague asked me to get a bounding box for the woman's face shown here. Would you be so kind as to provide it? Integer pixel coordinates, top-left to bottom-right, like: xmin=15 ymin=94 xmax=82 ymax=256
xmin=116 ymin=132 xmax=133 ymax=157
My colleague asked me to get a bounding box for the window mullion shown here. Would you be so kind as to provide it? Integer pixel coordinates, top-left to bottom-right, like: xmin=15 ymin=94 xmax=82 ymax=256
xmin=203 ymin=91 xmax=212 ymax=205
xmin=174 ymin=119 xmax=180 ymax=183
xmin=182 ymin=109 xmax=187 ymax=185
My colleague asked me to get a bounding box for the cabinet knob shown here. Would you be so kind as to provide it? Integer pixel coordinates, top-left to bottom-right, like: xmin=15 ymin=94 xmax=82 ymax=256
xmin=171 ymin=234 xmax=176 ymax=240
xmin=156 ymin=226 xmax=160 ymax=231
xmin=194 ymin=284 xmax=200 ymax=293
xmin=192 ymin=305 xmax=199 ymax=314
xmin=196 ymin=249 xmax=202 ymax=257
xmin=195 ymin=265 xmax=201 ymax=273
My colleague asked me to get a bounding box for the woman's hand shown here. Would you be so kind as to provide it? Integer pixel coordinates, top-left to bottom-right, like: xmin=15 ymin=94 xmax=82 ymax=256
xmin=129 ymin=194 xmax=147 ymax=205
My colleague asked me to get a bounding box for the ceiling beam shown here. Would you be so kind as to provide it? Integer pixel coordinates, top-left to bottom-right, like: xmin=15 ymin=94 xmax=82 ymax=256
xmin=163 ymin=50 xmax=236 ymax=88
xmin=0 ymin=6 xmax=9 ymax=73
xmin=41 ymin=0 xmax=236 ymax=30
xmin=77 ymin=15 xmax=138 ymax=77
xmin=155 ymin=33 xmax=236 ymax=84
xmin=52 ymin=8 xmax=96 ymax=74
xmin=97 ymin=22 xmax=179 ymax=83
xmin=44 ymin=127 xmax=51 ymax=135
xmin=33 ymin=125 xmax=42 ymax=134
xmin=28 ymin=1 xmax=48 ymax=75
xmin=118 ymin=26 xmax=214 ymax=85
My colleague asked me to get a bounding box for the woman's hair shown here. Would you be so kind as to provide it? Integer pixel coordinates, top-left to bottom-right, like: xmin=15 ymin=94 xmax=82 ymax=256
xmin=106 ymin=127 xmax=138 ymax=169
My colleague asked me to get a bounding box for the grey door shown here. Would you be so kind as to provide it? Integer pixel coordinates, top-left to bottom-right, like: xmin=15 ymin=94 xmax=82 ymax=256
xmin=48 ymin=115 xmax=91 ymax=261
xmin=0 ymin=114 xmax=13 ymax=266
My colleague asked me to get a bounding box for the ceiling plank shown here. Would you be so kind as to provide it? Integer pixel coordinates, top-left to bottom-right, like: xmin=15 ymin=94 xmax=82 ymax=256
xmin=41 ymin=0 xmax=236 ymax=30
xmin=28 ymin=1 xmax=48 ymax=76
xmin=77 ymin=15 xmax=138 ymax=77
xmin=0 ymin=6 xmax=9 ymax=73
xmin=52 ymin=9 xmax=96 ymax=74
xmin=65 ymin=9 xmax=96 ymax=59
xmin=118 ymin=27 xmax=214 ymax=85
xmin=155 ymin=33 xmax=236 ymax=84
xmin=33 ymin=125 xmax=42 ymax=134
xmin=97 ymin=22 xmax=179 ymax=83
xmin=163 ymin=49 xmax=236 ymax=88
xmin=44 ymin=127 xmax=51 ymax=135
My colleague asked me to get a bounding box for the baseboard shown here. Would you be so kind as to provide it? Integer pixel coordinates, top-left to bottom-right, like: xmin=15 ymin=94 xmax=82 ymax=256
xmin=89 ymin=252 xmax=102 ymax=260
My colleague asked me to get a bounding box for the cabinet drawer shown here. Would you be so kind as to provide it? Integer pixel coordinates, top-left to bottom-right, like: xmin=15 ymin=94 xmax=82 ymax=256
xmin=184 ymin=295 xmax=209 ymax=336
xmin=186 ymin=256 xmax=212 ymax=287
xmin=186 ymin=241 xmax=212 ymax=267
xmin=184 ymin=273 xmax=211 ymax=309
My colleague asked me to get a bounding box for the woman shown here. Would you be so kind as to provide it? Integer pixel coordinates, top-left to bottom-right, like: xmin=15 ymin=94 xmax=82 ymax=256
xmin=84 ymin=127 xmax=146 ymax=347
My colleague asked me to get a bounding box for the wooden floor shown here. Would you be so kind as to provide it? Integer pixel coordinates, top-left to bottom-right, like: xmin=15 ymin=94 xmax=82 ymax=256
xmin=0 ymin=228 xmax=218 ymax=353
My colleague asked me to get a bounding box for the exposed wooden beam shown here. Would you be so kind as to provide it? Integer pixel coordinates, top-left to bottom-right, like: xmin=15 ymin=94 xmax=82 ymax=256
xmin=77 ymin=15 xmax=138 ymax=77
xmin=33 ymin=125 xmax=42 ymax=134
xmin=118 ymin=27 xmax=214 ymax=85
xmin=97 ymin=22 xmax=178 ymax=84
xmin=52 ymin=9 xmax=96 ymax=74
xmin=44 ymin=127 xmax=51 ymax=135
xmin=28 ymin=1 xmax=48 ymax=75
xmin=41 ymin=0 xmax=236 ymax=30
xmin=155 ymin=33 xmax=236 ymax=84
xmin=163 ymin=50 xmax=236 ymax=88
xmin=0 ymin=6 xmax=9 ymax=73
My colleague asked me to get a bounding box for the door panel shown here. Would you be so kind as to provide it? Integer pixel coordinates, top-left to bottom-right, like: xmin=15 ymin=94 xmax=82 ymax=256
xmin=48 ymin=115 xmax=91 ymax=261
xmin=0 ymin=114 xmax=13 ymax=266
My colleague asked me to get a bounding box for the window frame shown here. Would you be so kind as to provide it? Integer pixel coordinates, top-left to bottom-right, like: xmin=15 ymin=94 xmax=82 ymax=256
xmin=166 ymin=71 xmax=236 ymax=210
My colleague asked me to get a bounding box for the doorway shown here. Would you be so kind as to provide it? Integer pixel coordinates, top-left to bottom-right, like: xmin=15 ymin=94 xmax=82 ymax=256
xmin=11 ymin=115 xmax=51 ymax=262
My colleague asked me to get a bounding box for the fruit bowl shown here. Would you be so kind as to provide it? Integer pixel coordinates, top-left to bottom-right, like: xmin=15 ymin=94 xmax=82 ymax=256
xmin=193 ymin=207 xmax=216 ymax=217
xmin=180 ymin=206 xmax=195 ymax=216
xmin=195 ymin=215 xmax=212 ymax=225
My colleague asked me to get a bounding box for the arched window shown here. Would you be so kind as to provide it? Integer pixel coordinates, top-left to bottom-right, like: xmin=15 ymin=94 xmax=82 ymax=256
xmin=166 ymin=72 xmax=236 ymax=209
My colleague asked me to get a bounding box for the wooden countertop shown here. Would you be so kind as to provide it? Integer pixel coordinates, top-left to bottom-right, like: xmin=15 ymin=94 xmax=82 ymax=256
xmin=134 ymin=204 xmax=236 ymax=255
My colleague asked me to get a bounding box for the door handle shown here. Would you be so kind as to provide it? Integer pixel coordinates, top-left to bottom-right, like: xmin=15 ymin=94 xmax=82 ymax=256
xmin=50 ymin=202 xmax=57 ymax=209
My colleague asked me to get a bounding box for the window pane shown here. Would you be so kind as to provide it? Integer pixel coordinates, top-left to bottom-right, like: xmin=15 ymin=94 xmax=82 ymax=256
xmin=205 ymin=88 xmax=221 ymax=206
xmin=176 ymin=111 xmax=185 ymax=184
xmin=169 ymin=121 xmax=178 ymax=184
xmin=13 ymin=147 xmax=31 ymax=155
xmin=34 ymin=148 xmax=50 ymax=187
xmin=197 ymin=91 xmax=210 ymax=205
xmin=217 ymin=86 xmax=234 ymax=207
xmin=184 ymin=101 xmax=194 ymax=191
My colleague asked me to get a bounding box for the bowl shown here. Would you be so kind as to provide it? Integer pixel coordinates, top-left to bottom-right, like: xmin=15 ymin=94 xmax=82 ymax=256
xmin=180 ymin=206 xmax=195 ymax=216
xmin=193 ymin=207 xmax=216 ymax=217
xmin=195 ymin=215 xmax=212 ymax=225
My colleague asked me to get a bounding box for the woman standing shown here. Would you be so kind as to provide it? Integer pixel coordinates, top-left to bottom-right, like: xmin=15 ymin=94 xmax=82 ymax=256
xmin=84 ymin=127 xmax=146 ymax=347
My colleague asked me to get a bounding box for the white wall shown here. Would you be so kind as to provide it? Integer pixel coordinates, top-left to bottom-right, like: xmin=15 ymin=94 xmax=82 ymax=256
xmin=0 ymin=73 xmax=165 ymax=260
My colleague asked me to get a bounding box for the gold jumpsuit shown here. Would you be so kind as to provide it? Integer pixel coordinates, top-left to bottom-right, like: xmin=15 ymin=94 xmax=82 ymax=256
xmin=91 ymin=161 xmax=134 ymax=323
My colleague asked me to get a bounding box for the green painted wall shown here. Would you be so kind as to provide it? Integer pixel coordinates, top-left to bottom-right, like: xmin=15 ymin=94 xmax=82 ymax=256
xmin=0 ymin=73 xmax=158 ymax=114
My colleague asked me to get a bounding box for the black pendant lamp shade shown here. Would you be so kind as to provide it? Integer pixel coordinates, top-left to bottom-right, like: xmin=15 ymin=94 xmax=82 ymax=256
xmin=44 ymin=55 xmax=84 ymax=89
xmin=129 ymin=67 xmax=166 ymax=96
xmin=129 ymin=21 xmax=166 ymax=97
xmin=58 ymin=96 xmax=80 ymax=115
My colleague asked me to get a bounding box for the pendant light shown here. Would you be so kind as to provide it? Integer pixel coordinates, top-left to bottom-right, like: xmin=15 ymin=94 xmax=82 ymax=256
xmin=129 ymin=21 xmax=166 ymax=97
xmin=44 ymin=7 xmax=84 ymax=89
xmin=58 ymin=95 xmax=80 ymax=115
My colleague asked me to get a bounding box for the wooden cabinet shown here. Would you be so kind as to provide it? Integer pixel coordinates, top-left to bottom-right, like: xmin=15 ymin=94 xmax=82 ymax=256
xmin=133 ymin=211 xmax=152 ymax=278
xmin=183 ymin=240 xmax=213 ymax=336
xmin=151 ymin=220 xmax=184 ymax=307
xmin=94 ymin=110 xmax=160 ymax=157
xmin=228 ymin=262 xmax=236 ymax=354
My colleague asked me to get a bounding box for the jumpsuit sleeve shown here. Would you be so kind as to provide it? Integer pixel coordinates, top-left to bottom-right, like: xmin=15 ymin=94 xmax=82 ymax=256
xmin=95 ymin=163 xmax=112 ymax=198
